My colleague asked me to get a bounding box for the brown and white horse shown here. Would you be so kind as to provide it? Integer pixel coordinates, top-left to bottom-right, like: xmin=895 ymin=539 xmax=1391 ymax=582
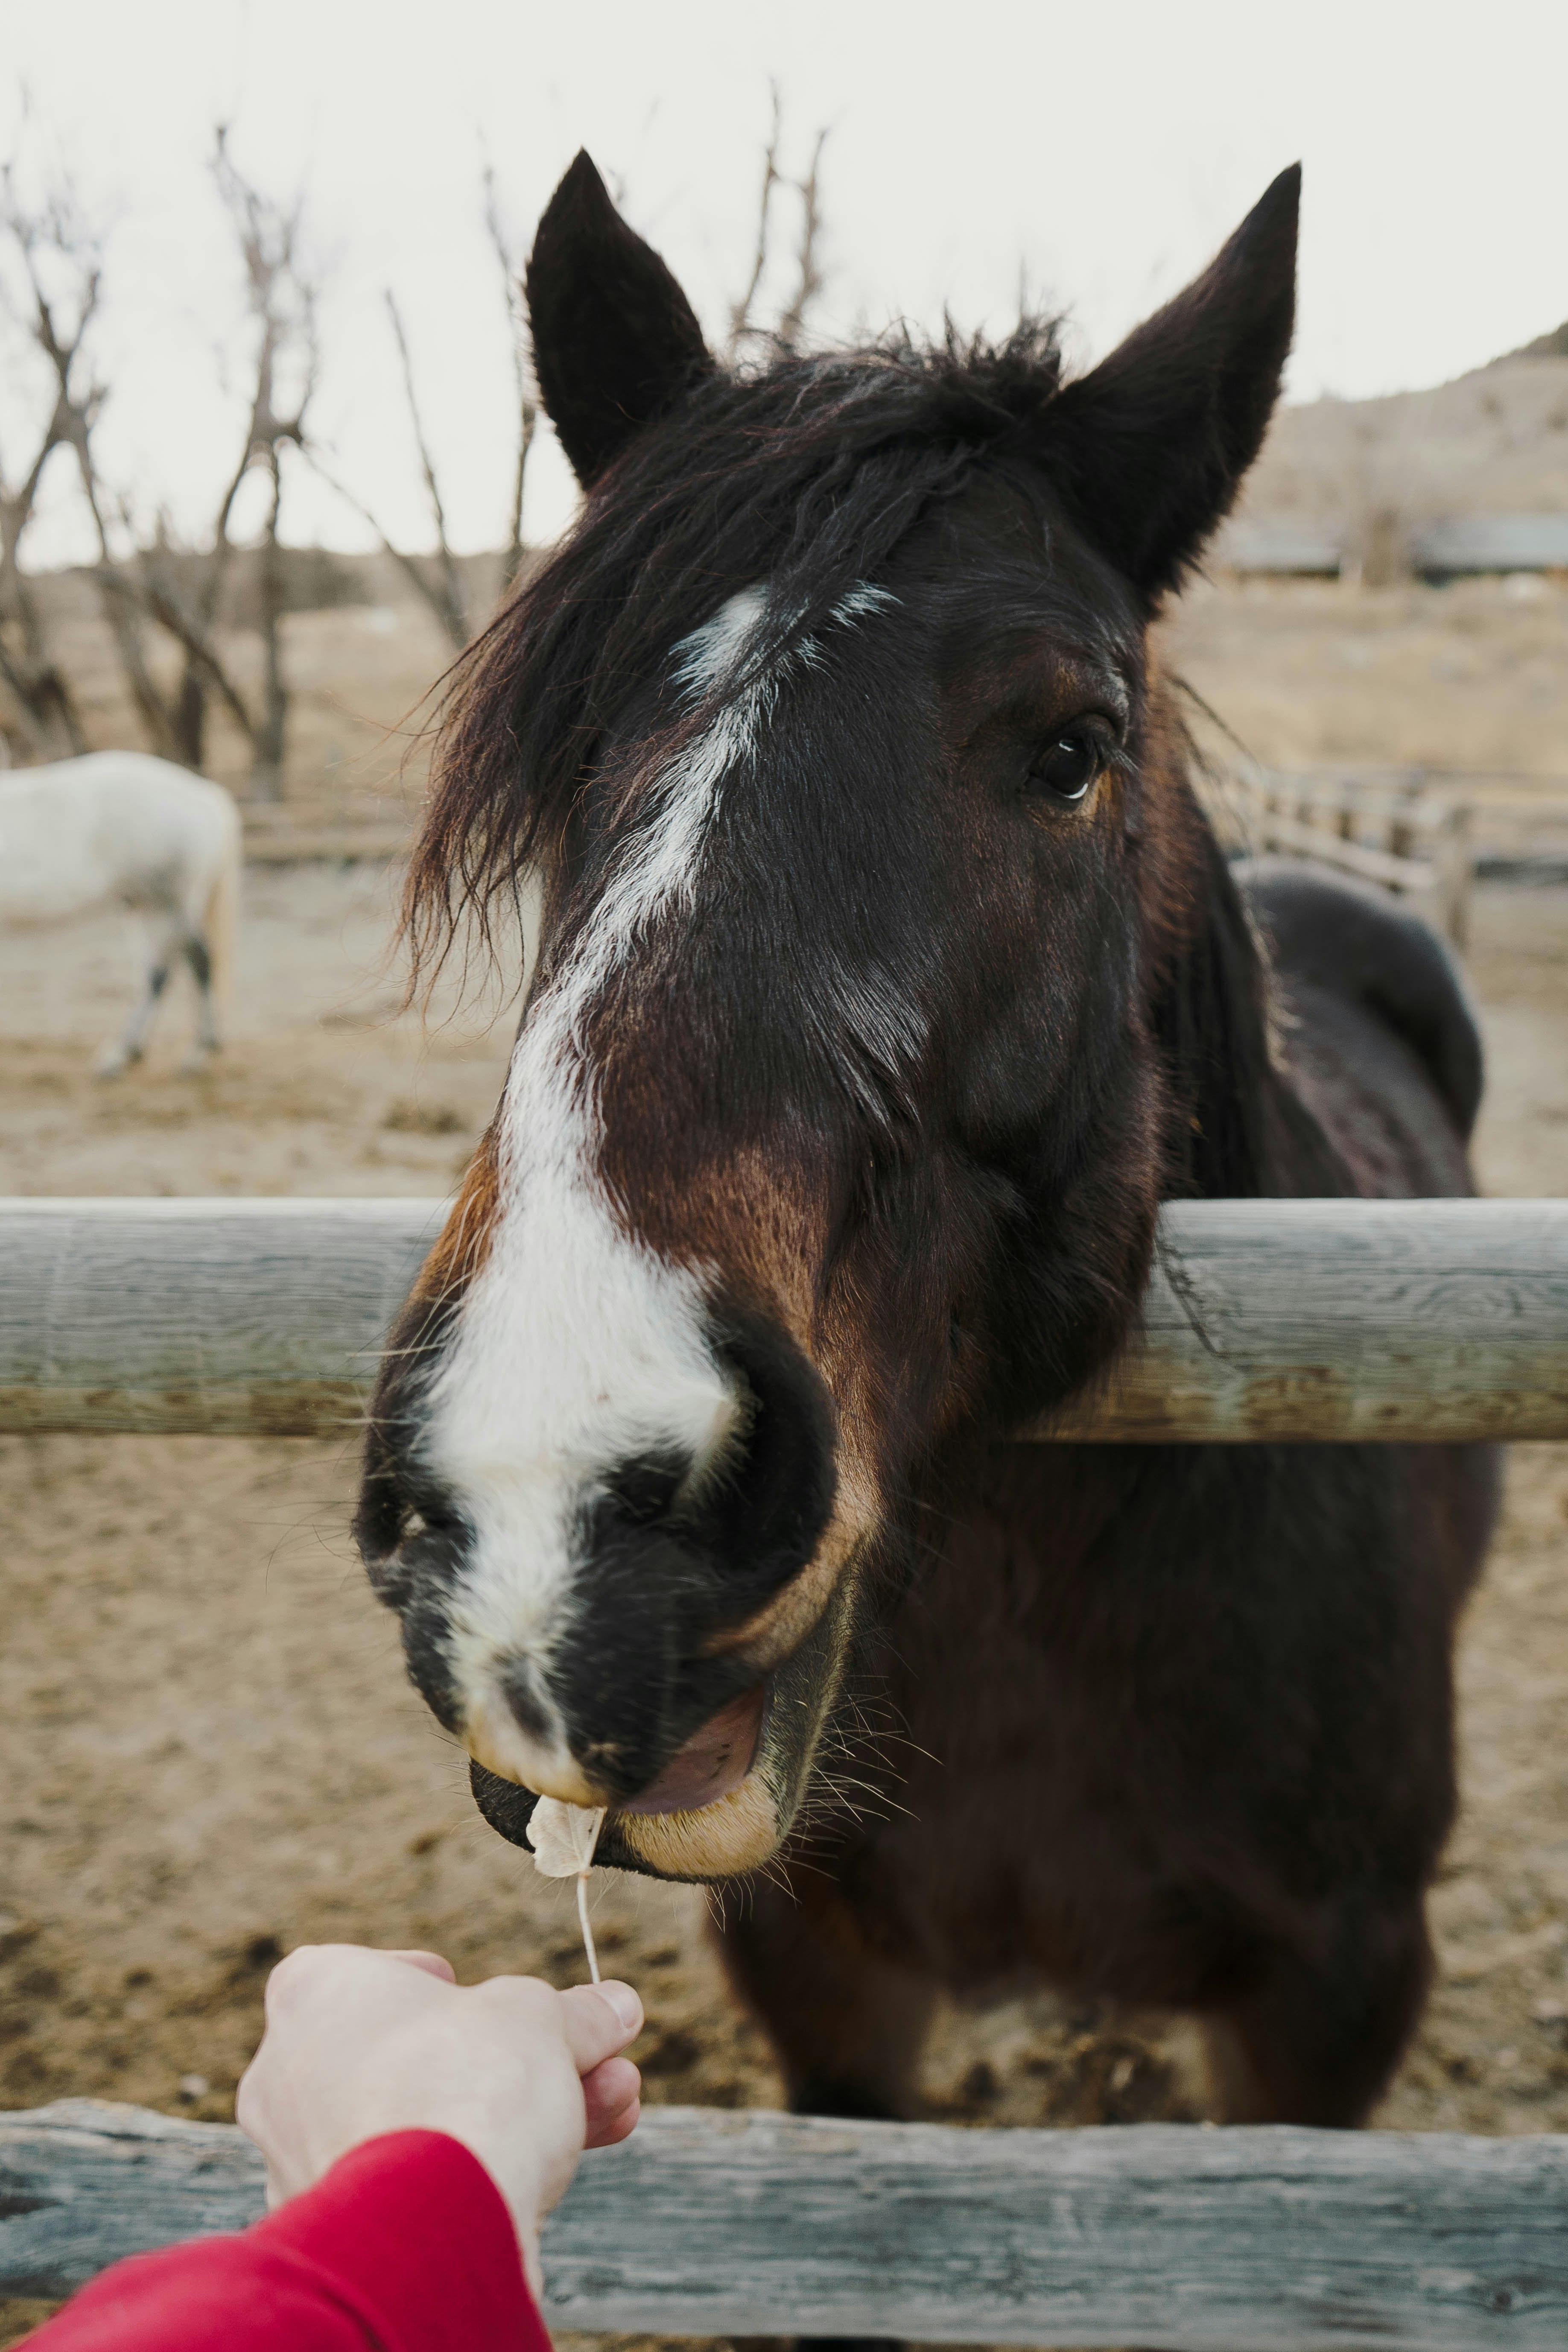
xmin=357 ymin=156 xmax=1497 ymax=2127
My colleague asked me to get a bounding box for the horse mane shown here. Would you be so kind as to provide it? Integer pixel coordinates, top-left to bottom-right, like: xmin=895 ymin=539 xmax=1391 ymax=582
xmin=1150 ymin=821 xmax=1273 ymax=1201
xmin=403 ymin=322 xmax=1069 ymax=990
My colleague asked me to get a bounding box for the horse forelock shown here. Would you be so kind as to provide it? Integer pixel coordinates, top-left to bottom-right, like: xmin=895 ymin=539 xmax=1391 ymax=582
xmin=404 ymin=324 xmax=1072 ymax=990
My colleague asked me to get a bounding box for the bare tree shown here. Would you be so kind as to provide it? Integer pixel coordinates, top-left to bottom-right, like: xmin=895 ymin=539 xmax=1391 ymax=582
xmin=1 ymin=166 xmax=199 ymax=764
xmin=9 ymin=131 xmax=318 ymax=797
xmin=727 ymin=91 xmax=829 ymax=360
xmin=2 ymin=131 xmax=319 ymax=794
xmin=120 ymin=128 xmax=320 ymax=797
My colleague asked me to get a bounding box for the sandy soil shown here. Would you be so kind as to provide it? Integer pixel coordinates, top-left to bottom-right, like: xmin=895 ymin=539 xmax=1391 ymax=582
xmin=1 ymin=877 xmax=1566 ymax=2349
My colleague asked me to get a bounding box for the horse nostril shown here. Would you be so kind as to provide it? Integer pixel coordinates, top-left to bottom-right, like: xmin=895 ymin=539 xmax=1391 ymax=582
xmin=607 ymin=1449 xmax=692 ymax=1527
xmin=693 ymin=1308 xmax=840 ymax=1606
xmin=598 ymin=1316 xmax=836 ymax=1605
xmin=499 ymin=1654 xmax=560 ymax=1746
xmin=353 ymin=1435 xmax=468 ymax=1610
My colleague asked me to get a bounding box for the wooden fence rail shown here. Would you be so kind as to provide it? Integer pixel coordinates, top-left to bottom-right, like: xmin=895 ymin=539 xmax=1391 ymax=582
xmin=1 ymin=1195 xmax=1566 ymax=1444
xmin=2 ymin=2099 xmax=1565 ymax=2349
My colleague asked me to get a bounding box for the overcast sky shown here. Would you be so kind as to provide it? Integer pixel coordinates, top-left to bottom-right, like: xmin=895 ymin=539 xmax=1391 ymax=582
xmin=3 ymin=0 xmax=1565 ymax=562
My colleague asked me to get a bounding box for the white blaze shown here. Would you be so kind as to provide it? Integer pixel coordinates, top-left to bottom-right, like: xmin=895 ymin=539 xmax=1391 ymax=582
xmin=414 ymin=580 xmax=901 ymax=1801
xmin=420 ymin=588 xmax=771 ymax=1793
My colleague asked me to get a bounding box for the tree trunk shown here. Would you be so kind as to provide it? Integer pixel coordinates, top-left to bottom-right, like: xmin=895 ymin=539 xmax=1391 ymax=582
xmin=0 ymin=554 xmax=89 ymax=759
xmin=173 ymin=662 xmax=208 ymax=771
xmin=0 ymin=635 xmax=87 ymax=760
xmin=91 ymin=571 xmax=183 ymax=762
xmin=249 ymin=454 xmax=287 ymax=801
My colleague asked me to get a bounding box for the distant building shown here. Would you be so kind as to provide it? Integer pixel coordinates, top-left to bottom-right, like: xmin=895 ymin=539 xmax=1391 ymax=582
xmin=1212 ymin=511 xmax=1568 ymax=581
xmin=1211 ymin=519 xmax=1344 ymax=576
xmin=1408 ymin=514 xmax=1568 ymax=578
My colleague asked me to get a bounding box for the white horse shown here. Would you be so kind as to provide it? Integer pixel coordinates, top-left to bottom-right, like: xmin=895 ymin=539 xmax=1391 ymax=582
xmin=0 ymin=751 xmax=242 ymax=1075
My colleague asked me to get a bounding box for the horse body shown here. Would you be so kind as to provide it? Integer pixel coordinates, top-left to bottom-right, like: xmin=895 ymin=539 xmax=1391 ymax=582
xmin=718 ymin=854 xmax=1497 ymax=2127
xmin=0 ymin=751 xmax=240 ymax=1072
xmin=358 ymin=156 xmax=1497 ymax=2127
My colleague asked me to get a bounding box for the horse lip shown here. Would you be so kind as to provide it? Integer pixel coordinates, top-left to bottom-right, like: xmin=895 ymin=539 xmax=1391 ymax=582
xmin=618 ymin=1684 xmax=767 ymax=1816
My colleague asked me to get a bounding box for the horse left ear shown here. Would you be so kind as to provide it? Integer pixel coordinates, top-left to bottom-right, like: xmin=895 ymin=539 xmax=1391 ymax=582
xmin=1047 ymin=166 xmax=1300 ymax=604
xmin=526 ymin=150 xmax=715 ymax=487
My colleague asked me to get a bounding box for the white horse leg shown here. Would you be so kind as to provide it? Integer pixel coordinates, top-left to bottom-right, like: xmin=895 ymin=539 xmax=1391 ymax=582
xmin=178 ymin=928 xmax=221 ymax=1073
xmin=96 ymin=914 xmax=181 ymax=1079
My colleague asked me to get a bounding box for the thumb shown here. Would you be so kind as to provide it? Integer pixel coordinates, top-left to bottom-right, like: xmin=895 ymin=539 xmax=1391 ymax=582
xmin=560 ymin=1980 xmax=642 ymax=2074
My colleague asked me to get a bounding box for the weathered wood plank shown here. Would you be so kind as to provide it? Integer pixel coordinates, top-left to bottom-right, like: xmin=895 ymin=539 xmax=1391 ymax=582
xmin=1 ymin=1196 xmax=1566 ymax=1442
xmin=2 ymin=2099 xmax=1565 ymax=2349
xmin=1041 ymin=1196 xmax=1568 ymax=1442
xmin=0 ymin=2101 xmax=264 ymax=2300
xmin=0 ymin=1198 xmax=441 ymax=1437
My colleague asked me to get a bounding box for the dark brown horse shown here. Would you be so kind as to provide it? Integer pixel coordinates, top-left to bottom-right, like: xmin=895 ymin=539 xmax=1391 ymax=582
xmin=356 ymin=155 xmax=1497 ymax=2130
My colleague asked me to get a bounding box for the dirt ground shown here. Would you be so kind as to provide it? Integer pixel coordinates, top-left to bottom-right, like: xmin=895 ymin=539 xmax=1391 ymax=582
xmin=1 ymin=881 xmax=1567 ymax=2344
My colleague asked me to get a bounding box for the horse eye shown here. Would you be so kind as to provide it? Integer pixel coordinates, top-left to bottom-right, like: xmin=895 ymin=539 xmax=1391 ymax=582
xmin=1029 ymin=727 xmax=1102 ymax=802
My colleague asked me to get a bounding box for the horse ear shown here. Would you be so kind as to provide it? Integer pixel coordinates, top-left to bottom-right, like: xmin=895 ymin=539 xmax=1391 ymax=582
xmin=526 ymin=150 xmax=715 ymax=487
xmin=1047 ymin=166 xmax=1300 ymax=603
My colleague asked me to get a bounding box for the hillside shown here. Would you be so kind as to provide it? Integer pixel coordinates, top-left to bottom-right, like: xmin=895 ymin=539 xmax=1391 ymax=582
xmin=1238 ymin=353 xmax=1568 ymax=532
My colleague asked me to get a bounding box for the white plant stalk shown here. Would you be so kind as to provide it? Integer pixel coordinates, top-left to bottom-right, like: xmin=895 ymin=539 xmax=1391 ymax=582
xmin=526 ymin=1797 xmax=607 ymax=1984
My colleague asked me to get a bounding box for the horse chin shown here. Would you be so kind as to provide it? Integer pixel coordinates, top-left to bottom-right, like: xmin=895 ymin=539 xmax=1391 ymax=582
xmin=609 ymin=1766 xmax=784 ymax=1879
xmin=595 ymin=1676 xmax=814 ymax=1882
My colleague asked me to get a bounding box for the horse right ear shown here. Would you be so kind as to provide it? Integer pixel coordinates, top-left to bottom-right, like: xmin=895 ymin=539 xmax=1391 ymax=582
xmin=526 ymin=151 xmax=715 ymax=488
xmin=1045 ymin=166 xmax=1300 ymax=605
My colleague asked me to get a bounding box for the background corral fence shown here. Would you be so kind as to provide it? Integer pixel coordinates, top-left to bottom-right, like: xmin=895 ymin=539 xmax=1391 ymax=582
xmin=1230 ymin=763 xmax=1476 ymax=945
xmin=1215 ymin=760 xmax=1568 ymax=947
xmin=3 ymin=1191 xmax=1568 ymax=2346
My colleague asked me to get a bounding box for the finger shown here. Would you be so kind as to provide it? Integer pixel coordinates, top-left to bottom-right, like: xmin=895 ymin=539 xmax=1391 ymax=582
xmin=261 ymin=1943 xmax=327 ymax=2015
xmin=581 ymin=2054 xmax=641 ymax=2144
xmin=560 ymin=1979 xmax=642 ymax=2072
xmin=587 ymin=2090 xmax=640 ymax=2150
xmin=380 ymin=1950 xmax=456 ymax=1982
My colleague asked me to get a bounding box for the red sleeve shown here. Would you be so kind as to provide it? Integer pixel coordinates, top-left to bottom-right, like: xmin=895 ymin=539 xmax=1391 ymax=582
xmin=29 ymin=2130 xmax=549 ymax=2352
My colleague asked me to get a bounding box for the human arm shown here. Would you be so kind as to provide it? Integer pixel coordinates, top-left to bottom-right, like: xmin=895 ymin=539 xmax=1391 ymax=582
xmin=27 ymin=1946 xmax=643 ymax=2349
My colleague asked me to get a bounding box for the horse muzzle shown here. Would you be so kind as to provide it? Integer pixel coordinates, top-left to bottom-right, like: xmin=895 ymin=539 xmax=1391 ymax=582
xmin=356 ymin=1303 xmax=866 ymax=1877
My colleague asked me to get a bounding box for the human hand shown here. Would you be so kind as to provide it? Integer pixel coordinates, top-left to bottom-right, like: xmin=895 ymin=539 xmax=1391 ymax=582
xmin=236 ymin=1944 xmax=642 ymax=2293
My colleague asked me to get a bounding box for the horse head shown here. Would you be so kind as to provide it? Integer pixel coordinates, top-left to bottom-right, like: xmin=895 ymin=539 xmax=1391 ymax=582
xmin=356 ymin=155 xmax=1298 ymax=1879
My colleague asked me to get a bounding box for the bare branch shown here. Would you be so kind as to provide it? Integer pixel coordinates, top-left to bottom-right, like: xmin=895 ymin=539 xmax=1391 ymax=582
xmin=130 ymin=557 xmax=258 ymax=745
xmin=727 ymin=85 xmax=783 ymax=360
xmin=776 ymin=126 xmax=828 ymax=353
xmin=484 ymin=167 xmax=538 ymax=596
xmin=295 ymin=444 xmax=449 ymax=613
xmin=384 ymin=290 xmax=469 ymax=647
xmin=725 ymin=99 xmax=829 ymax=362
xmin=180 ymin=125 xmax=320 ymax=792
